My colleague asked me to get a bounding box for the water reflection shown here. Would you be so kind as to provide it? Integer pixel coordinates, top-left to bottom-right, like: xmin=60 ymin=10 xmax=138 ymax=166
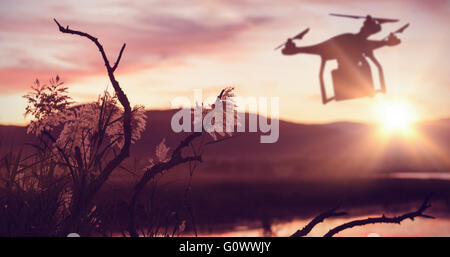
xmin=200 ymin=216 xmax=450 ymax=237
xmin=377 ymin=172 xmax=450 ymax=181
xmin=199 ymin=172 xmax=450 ymax=237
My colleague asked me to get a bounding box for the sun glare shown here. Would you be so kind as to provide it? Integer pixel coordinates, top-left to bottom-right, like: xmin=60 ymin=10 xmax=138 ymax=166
xmin=375 ymin=100 xmax=416 ymax=134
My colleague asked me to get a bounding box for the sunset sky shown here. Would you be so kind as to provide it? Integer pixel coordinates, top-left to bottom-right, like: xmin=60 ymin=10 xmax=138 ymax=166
xmin=0 ymin=0 xmax=449 ymax=125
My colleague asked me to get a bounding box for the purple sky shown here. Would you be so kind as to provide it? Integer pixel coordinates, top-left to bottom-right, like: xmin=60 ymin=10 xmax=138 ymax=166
xmin=0 ymin=0 xmax=449 ymax=124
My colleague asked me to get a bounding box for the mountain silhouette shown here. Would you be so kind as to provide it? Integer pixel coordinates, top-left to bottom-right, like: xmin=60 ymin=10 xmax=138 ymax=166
xmin=1 ymin=110 xmax=449 ymax=176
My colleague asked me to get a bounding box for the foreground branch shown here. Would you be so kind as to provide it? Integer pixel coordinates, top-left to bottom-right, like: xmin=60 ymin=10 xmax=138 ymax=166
xmin=54 ymin=19 xmax=131 ymax=191
xmin=127 ymin=88 xmax=235 ymax=237
xmin=54 ymin=18 xmax=132 ymax=235
xmin=112 ymin=43 xmax=126 ymax=72
xmin=324 ymin=195 xmax=434 ymax=237
xmin=291 ymin=195 xmax=434 ymax=237
xmin=128 ymin=132 xmax=202 ymax=237
xmin=290 ymin=206 xmax=347 ymax=237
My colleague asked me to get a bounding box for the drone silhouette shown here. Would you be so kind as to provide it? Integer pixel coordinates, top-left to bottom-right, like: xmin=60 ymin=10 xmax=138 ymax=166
xmin=277 ymin=13 xmax=409 ymax=104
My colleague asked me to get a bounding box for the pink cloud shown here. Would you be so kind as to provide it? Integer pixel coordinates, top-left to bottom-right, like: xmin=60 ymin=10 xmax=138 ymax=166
xmin=0 ymin=4 xmax=271 ymax=93
xmin=0 ymin=67 xmax=103 ymax=93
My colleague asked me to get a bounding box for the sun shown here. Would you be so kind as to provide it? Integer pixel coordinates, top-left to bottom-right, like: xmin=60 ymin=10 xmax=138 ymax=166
xmin=375 ymin=100 xmax=416 ymax=134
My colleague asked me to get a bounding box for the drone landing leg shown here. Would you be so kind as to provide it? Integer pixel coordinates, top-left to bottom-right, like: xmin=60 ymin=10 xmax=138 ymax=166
xmin=367 ymin=53 xmax=386 ymax=94
xmin=319 ymin=58 xmax=334 ymax=104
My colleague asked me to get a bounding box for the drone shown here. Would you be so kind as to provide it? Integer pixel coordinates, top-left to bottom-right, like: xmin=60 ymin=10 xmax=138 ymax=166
xmin=278 ymin=13 xmax=409 ymax=104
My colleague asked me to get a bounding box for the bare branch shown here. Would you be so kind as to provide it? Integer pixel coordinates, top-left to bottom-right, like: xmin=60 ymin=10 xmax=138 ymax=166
xmin=204 ymin=134 xmax=239 ymax=145
xmin=171 ymin=132 xmax=202 ymax=159
xmin=126 ymin=86 xmax=236 ymax=237
xmin=323 ymin=194 xmax=434 ymax=237
xmin=54 ymin=19 xmax=111 ymax=70
xmin=112 ymin=43 xmax=126 ymax=72
xmin=128 ymin=132 xmax=203 ymax=237
xmin=290 ymin=206 xmax=347 ymax=237
xmin=53 ymin=18 xmax=130 ymax=113
xmin=54 ymin=18 xmax=132 ymax=235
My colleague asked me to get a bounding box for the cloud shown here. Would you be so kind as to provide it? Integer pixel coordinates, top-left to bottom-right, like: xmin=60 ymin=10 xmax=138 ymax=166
xmin=0 ymin=0 xmax=273 ymax=93
xmin=0 ymin=67 xmax=101 ymax=93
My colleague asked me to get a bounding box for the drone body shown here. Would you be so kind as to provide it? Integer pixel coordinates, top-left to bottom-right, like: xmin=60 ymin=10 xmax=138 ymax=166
xmin=279 ymin=13 xmax=409 ymax=104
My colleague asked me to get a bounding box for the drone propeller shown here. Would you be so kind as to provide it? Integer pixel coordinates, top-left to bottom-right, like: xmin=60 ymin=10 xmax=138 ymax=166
xmin=329 ymin=13 xmax=399 ymax=24
xmin=274 ymin=28 xmax=310 ymax=50
xmin=292 ymin=28 xmax=310 ymax=40
xmin=329 ymin=13 xmax=363 ymax=19
xmin=393 ymin=23 xmax=409 ymax=34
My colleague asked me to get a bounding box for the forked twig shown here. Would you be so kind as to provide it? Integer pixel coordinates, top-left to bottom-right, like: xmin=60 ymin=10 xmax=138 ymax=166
xmin=291 ymin=194 xmax=434 ymax=237
xmin=290 ymin=206 xmax=347 ymax=237
xmin=324 ymin=194 xmax=434 ymax=237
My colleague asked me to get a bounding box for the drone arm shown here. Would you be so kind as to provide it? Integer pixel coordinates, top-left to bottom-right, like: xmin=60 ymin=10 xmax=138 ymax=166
xmin=366 ymin=52 xmax=386 ymax=93
xmin=368 ymin=35 xmax=401 ymax=51
xmin=367 ymin=40 xmax=389 ymax=51
xmin=282 ymin=43 xmax=305 ymax=55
